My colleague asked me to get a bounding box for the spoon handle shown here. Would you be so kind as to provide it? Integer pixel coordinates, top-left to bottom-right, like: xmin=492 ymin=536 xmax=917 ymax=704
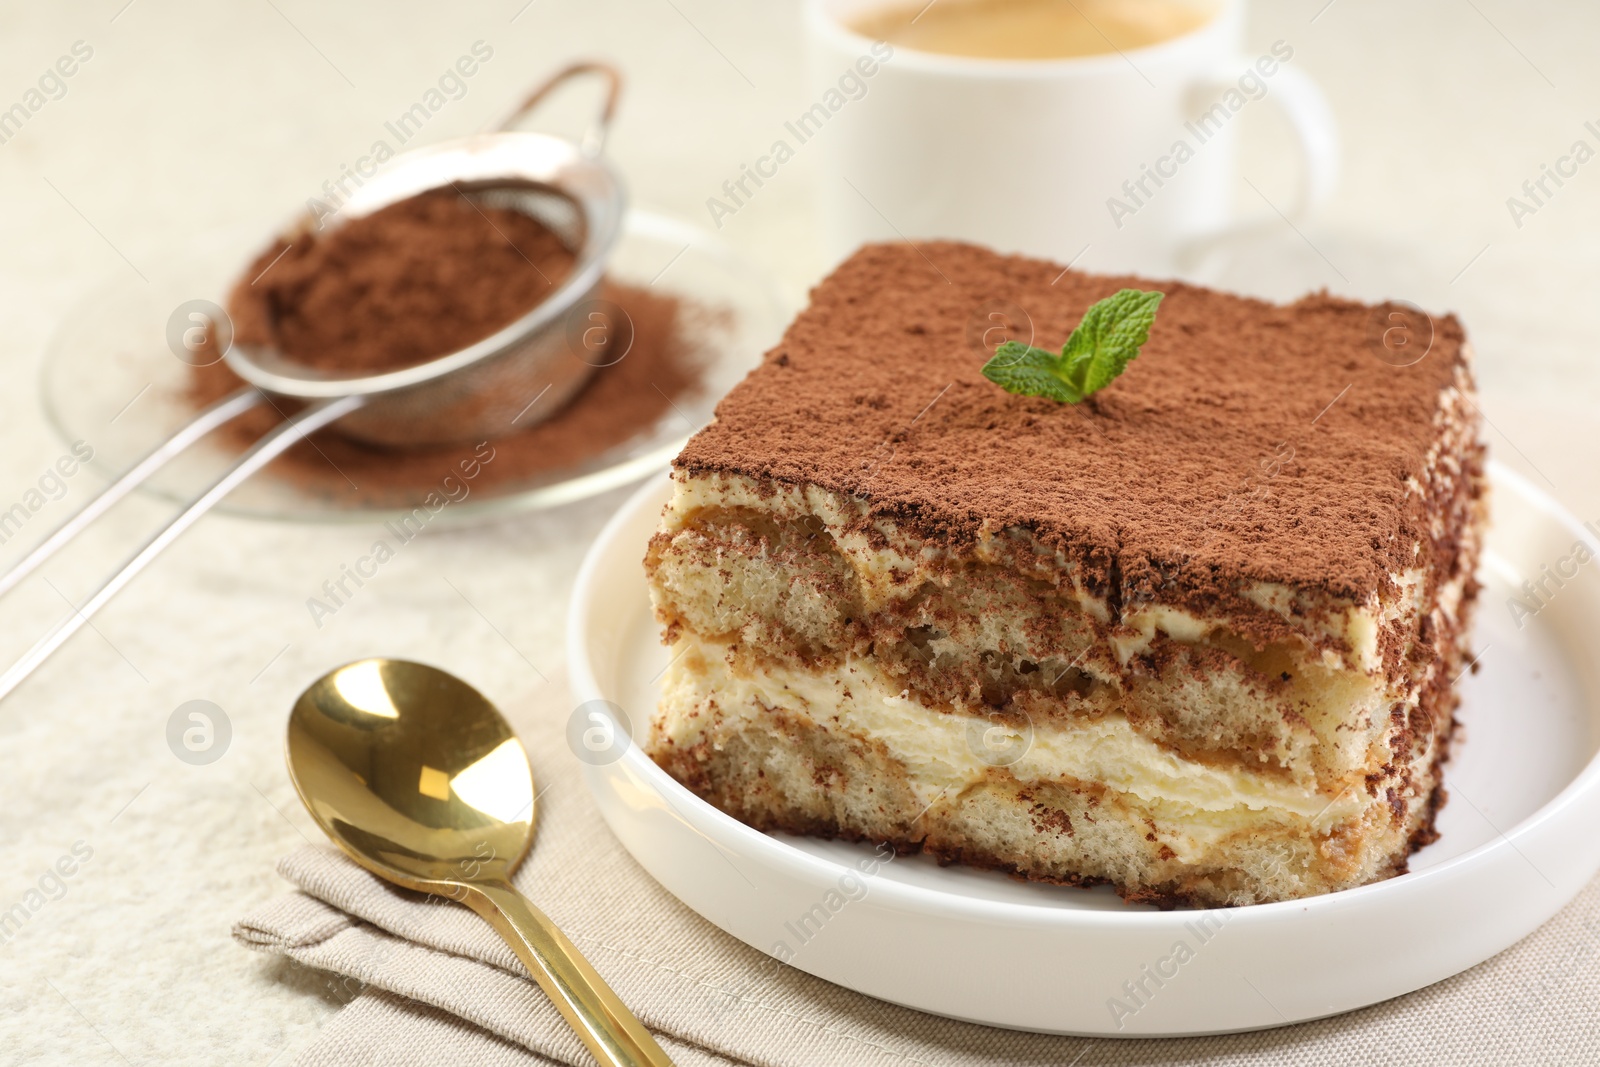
xmin=464 ymin=881 xmax=675 ymax=1067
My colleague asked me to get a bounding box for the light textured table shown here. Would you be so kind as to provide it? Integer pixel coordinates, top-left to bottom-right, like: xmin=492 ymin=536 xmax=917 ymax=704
xmin=0 ymin=2 xmax=1595 ymax=1063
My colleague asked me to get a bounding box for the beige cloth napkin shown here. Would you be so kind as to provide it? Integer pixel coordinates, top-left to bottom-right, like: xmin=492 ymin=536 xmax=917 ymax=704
xmin=235 ymin=702 xmax=1600 ymax=1065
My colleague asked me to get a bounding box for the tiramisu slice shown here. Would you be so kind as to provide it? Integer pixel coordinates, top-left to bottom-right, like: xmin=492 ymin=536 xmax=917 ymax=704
xmin=644 ymin=241 xmax=1485 ymax=907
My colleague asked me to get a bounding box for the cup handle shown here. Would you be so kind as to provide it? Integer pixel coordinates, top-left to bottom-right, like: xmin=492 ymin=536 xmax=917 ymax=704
xmin=1256 ymin=64 xmax=1340 ymax=221
xmin=1177 ymin=61 xmax=1340 ymax=273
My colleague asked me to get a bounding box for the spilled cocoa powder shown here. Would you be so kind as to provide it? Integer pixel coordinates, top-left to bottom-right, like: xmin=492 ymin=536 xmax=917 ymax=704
xmin=189 ymin=279 xmax=698 ymax=506
xmin=187 ymin=188 xmax=705 ymax=507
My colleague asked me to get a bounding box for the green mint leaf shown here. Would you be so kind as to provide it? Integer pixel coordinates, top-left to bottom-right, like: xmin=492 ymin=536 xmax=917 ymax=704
xmin=980 ymin=289 xmax=1164 ymax=404
xmin=1059 ymin=288 xmax=1164 ymax=397
xmin=980 ymin=341 xmax=1084 ymax=404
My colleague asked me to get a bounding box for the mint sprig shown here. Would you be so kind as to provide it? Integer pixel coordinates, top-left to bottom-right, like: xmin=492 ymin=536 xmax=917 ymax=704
xmin=981 ymin=288 xmax=1164 ymax=403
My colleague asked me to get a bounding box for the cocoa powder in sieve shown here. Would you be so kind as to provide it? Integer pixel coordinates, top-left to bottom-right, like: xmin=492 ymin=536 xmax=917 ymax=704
xmin=186 ymin=188 xmax=706 ymax=507
xmin=231 ymin=188 xmax=577 ymax=374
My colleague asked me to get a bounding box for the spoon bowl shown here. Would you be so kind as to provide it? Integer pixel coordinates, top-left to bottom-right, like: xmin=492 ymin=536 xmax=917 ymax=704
xmin=287 ymin=658 xmax=535 ymax=893
xmin=286 ymin=658 xmax=672 ymax=1067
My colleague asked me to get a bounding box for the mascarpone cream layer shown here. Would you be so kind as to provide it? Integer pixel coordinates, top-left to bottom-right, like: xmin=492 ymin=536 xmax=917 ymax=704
xmin=661 ymin=634 xmax=1371 ymax=840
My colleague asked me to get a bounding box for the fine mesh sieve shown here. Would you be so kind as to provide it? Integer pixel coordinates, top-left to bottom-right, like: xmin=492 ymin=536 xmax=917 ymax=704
xmin=225 ymin=63 xmax=626 ymax=447
xmin=0 ymin=63 xmax=629 ymax=702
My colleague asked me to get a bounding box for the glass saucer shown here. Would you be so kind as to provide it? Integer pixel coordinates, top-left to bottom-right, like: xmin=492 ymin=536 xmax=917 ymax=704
xmin=40 ymin=210 xmax=789 ymax=525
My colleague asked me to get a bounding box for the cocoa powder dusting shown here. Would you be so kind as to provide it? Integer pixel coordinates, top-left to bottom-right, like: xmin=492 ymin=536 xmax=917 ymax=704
xmin=231 ymin=189 xmax=576 ymax=374
xmin=677 ymin=241 xmax=1479 ymax=600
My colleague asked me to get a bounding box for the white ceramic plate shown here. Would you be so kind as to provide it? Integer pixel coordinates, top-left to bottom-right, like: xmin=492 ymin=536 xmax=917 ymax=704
xmin=567 ymin=463 xmax=1600 ymax=1036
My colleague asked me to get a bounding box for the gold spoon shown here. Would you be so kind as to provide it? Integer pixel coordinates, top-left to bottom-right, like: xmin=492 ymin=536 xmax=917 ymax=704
xmin=285 ymin=657 xmax=673 ymax=1067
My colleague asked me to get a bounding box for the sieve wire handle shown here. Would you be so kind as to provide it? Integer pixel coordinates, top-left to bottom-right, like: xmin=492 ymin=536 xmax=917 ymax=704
xmin=0 ymin=395 xmax=363 ymax=704
xmin=495 ymin=61 xmax=623 ymax=157
xmin=0 ymin=386 xmax=265 ymax=602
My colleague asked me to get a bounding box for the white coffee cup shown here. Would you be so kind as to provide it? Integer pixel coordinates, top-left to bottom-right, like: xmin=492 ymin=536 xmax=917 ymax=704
xmin=805 ymin=0 xmax=1338 ymax=274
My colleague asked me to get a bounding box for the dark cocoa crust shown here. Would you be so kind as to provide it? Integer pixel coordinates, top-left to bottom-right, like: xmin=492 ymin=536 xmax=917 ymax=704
xmin=675 ymin=241 xmax=1474 ymax=605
